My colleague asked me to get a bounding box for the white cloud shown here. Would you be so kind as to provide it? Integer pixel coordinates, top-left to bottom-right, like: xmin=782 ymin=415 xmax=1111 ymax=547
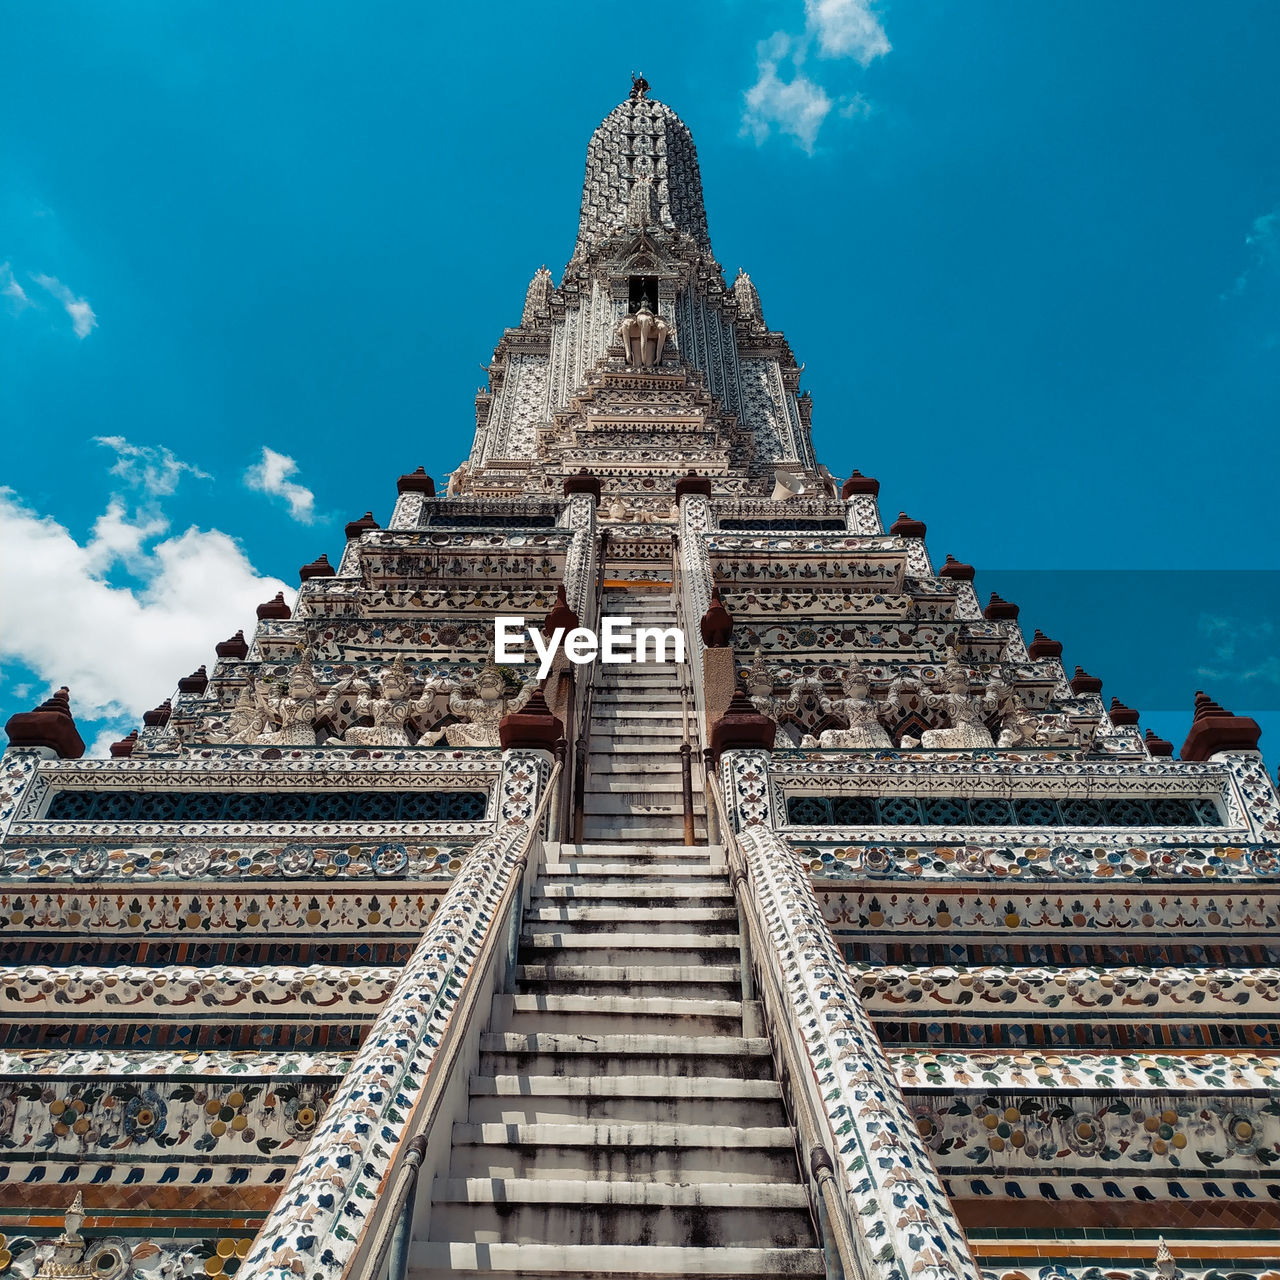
xmin=806 ymin=0 xmax=891 ymax=63
xmin=1227 ymin=206 xmax=1280 ymax=297
xmin=1 ymin=262 xmax=31 ymax=309
xmin=95 ymin=435 xmax=211 ymax=497
xmin=31 ymin=272 xmax=97 ymax=338
xmin=1195 ymin=613 xmax=1280 ymax=687
xmin=86 ymin=728 xmax=122 ymax=759
xmin=1246 ymin=209 xmax=1280 ymax=265
xmin=743 ymin=37 xmax=834 ymax=154
xmin=0 ymin=487 xmax=292 ymax=738
xmin=85 ymin=499 xmax=171 ymax=574
xmin=244 ymin=446 xmax=317 ymax=523
xmin=741 ymin=0 xmax=889 ymax=152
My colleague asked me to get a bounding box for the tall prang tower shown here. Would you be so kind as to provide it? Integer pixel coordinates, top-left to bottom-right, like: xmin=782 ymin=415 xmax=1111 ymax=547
xmin=2 ymin=78 xmax=1279 ymax=1280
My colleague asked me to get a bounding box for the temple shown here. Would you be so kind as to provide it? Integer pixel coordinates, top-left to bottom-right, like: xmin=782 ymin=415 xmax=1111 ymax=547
xmin=2 ymin=76 xmax=1278 ymax=1280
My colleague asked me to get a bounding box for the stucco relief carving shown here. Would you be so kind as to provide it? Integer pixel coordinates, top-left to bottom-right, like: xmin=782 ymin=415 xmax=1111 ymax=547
xmin=616 ymin=301 xmax=670 ymax=369
xmin=444 ymin=665 xmax=538 ymax=748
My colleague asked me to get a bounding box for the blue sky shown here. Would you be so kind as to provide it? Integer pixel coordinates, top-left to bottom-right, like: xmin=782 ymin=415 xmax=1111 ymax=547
xmin=2 ymin=1 xmax=1278 ymax=767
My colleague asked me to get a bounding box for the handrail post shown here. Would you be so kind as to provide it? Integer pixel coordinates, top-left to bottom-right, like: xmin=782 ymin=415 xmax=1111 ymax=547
xmin=572 ymin=736 xmax=587 ymax=844
xmin=702 ymin=747 xmax=721 ymax=846
xmin=386 ymin=1135 xmax=427 ymax=1280
xmin=549 ymin=737 xmax=567 ymax=841
xmin=679 ymin=741 xmax=695 ymax=845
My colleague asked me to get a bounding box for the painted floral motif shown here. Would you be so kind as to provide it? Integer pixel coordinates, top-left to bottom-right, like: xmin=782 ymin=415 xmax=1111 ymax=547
xmin=193 ymin=1238 xmax=255 ymax=1278
xmin=123 ymin=1088 xmax=167 ymax=1141
xmin=0 ymin=1068 xmax=340 ymax=1167
xmin=906 ymin=1088 xmax=1279 ymax=1178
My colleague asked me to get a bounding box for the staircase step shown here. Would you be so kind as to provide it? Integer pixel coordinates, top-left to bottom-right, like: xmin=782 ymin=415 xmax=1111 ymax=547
xmin=525 ymin=905 xmax=737 ymax=925
xmin=467 ymin=1075 xmax=785 ymax=1127
xmin=520 ymin=934 xmax=737 ymax=964
xmin=580 ymin=824 xmax=707 ymax=842
xmin=500 ymin=993 xmax=742 ymax=1015
xmin=536 ymin=856 xmax=717 ymax=875
xmin=515 ymin=964 xmax=741 ymax=997
xmin=585 ymin=758 xmax=685 ymax=774
xmin=491 ymin=993 xmax=743 ymax=1038
xmin=593 ymin=671 xmax=683 ymax=683
xmin=591 ymin=707 xmax=688 ymax=720
xmin=534 ymin=883 xmax=732 ymax=902
xmin=542 ymin=865 xmax=723 ymax=880
xmin=590 ymin=725 xmax=686 ymax=739
xmin=480 ymin=1032 xmax=768 ymax=1055
xmin=470 ymin=1074 xmax=779 ymax=1101
xmin=584 ymin=776 xmax=689 ymax=793
xmin=413 ymin=1242 xmax=823 ymax=1279
xmin=428 ymin=1178 xmax=812 ymax=1248
xmin=587 ymin=746 xmax=691 ymax=759
xmin=560 ymin=843 xmax=720 ymax=859
xmin=594 ymin=692 xmax=685 ymax=705
xmin=444 ymin=1122 xmax=801 ymax=1183
xmin=479 ymin=1032 xmax=769 ymax=1077
xmin=580 ymin=810 xmax=704 ymax=825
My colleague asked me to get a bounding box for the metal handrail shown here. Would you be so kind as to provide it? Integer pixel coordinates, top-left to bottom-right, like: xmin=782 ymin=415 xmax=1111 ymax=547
xmin=706 ymin=777 xmax=872 ymax=1280
xmin=571 ymin=529 xmax=609 ymax=843
xmin=350 ymin=759 xmax=563 ymax=1280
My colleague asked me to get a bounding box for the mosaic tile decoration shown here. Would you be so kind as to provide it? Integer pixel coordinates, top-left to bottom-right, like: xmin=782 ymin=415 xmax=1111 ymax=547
xmin=858 ymin=964 xmax=1280 ymax=1019
xmin=739 ymin=821 xmax=983 ymax=1280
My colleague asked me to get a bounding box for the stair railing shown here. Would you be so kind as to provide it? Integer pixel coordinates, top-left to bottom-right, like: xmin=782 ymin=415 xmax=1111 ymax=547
xmin=570 ymin=529 xmax=609 ymax=843
xmin=671 ymin=531 xmax=701 ymax=846
xmin=706 ymin=777 xmax=872 ymax=1280
xmin=350 ymin=759 xmax=563 ymax=1280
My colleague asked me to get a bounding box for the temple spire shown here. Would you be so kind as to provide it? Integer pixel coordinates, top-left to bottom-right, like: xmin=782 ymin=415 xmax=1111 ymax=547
xmin=573 ymin=90 xmax=712 ymax=259
xmin=521 ymin=265 xmax=553 ymax=325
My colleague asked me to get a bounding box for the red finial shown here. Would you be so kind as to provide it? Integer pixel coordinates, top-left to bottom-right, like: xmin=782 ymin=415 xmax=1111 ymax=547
xmin=178 ymin=666 xmax=208 ymax=694
xmin=676 ymin=471 xmax=713 ymax=499
xmin=984 ymin=593 xmax=1020 ymax=621
xmin=1180 ymin=691 xmax=1261 ymax=761
xmin=143 ymin=699 xmax=172 ymax=727
xmin=344 ymin=512 xmax=380 ymax=541
xmin=1108 ymin=697 xmax=1140 ymax=726
xmin=216 ymin=630 xmax=249 ymax=660
xmin=709 ymin=687 xmax=777 ymax=762
xmin=889 ymin=512 xmax=926 ymax=538
xmin=841 ymin=471 xmax=880 ymax=499
xmin=498 ymin=686 xmax=563 ymax=752
xmin=700 ymin=589 xmax=733 ymax=648
xmin=4 ymin=686 xmax=85 ymax=758
xmin=1070 ymin=667 xmax=1103 ymax=695
xmin=543 ymin=584 xmax=579 ymax=636
xmin=563 ymin=471 xmax=602 ymax=503
xmin=299 ymin=554 xmax=335 ymax=582
xmin=256 ymin=592 xmax=292 ymax=621
xmin=1027 ymin=630 xmax=1062 ymax=659
xmin=396 ymin=467 xmax=435 ymax=496
xmin=938 ymin=554 xmax=975 ymax=582
xmin=1144 ymin=728 xmax=1173 ymax=757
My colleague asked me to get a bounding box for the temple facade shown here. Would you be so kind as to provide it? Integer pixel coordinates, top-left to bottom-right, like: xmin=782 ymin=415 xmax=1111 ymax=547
xmin=2 ymin=78 xmax=1278 ymax=1280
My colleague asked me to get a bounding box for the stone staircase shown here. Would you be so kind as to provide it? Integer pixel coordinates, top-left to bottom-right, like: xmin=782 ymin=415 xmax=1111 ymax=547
xmin=417 ymin=840 xmax=822 ymax=1278
xmin=580 ymin=588 xmax=706 ymax=845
